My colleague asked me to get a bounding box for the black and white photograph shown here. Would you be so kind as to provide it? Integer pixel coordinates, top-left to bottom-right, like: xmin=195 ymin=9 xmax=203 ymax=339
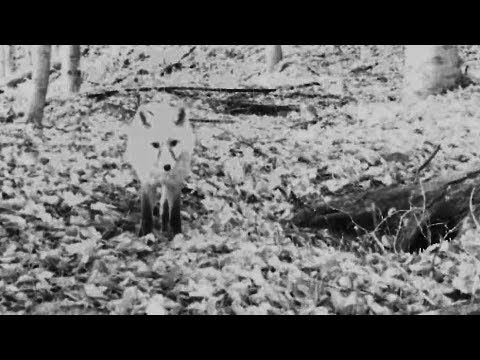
xmin=1 ymin=45 xmax=480 ymax=315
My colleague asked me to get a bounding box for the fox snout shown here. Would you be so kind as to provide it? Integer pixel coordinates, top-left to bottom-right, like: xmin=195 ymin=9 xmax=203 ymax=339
xmin=154 ymin=144 xmax=178 ymax=176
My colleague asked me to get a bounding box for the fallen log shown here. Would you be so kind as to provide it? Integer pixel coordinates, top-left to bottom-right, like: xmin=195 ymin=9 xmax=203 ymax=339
xmin=206 ymin=99 xmax=298 ymax=116
xmin=84 ymin=86 xmax=279 ymax=101
xmin=190 ymin=118 xmax=235 ymax=124
xmin=82 ymin=84 xmax=354 ymax=104
xmin=292 ymin=169 xmax=480 ymax=252
xmin=83 ymin=86 xmax=302 ymax=116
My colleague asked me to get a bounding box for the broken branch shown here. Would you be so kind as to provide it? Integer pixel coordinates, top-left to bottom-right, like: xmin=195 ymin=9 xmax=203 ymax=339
xmin=417 ymin=144 xmax=441 ymax=175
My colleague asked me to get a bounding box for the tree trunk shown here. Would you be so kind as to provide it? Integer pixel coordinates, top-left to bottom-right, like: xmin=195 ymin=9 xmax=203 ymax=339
xmin=26 ymin=45 xmax=51 ymax=126
xmin=0 ymin=46 xmax=6 ymax=78
xmin=6 ymin=45 xmax=16 ymax=76
xmin=359 ymin=45 xmax=373 ymax=62
xmin=62 ymin=45 xmax=82 ymax=94
xmin=52 ymin=45 xmax=61 ymax=63
xmin=265 ymin=45 xmax=282 ymax=73
xmin=25 ymin=45 xmax=33 ymax=66
xmin=403 ymin=45 xmax=464 ymax=100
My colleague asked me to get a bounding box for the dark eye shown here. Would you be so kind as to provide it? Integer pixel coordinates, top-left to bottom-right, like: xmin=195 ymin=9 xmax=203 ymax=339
xmin=169 ymin=140 xmax=178 ymax=147
xmin=151 ymin=142 xmax=160 ymax=149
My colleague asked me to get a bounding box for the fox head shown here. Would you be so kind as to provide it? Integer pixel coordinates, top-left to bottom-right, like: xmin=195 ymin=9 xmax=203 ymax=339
xmin=125 ymin=102 xmax=195 ymax=187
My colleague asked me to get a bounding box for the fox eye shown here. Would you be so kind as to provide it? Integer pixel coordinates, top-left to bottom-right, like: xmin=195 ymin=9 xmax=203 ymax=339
xmin=169 ymin=140 xmax=178 ymax=147
xmin=151 ymin=142 xmax=160 ymax=149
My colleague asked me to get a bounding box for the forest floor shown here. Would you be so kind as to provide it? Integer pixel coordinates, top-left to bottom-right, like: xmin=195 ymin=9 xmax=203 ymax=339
xmin=1 ymin=45 xmax=480 ymax=314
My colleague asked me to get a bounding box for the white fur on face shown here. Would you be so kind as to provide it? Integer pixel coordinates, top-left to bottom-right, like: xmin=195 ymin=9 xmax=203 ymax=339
xmin=125 ymin=102 xmax=195 ymax=187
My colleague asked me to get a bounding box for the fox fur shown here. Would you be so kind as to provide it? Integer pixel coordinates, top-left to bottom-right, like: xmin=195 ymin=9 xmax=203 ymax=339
xmin=125 ymin=102 xmax=195 ymax=236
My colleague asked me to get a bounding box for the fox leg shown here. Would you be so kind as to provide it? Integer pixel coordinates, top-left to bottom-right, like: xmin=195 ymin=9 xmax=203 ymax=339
xmin=160 ymin=185 xmax=182 ymax=235
xmin=139 ymin=183 xmax=154 ymax=237
xmin=169 ymin=188 xmax=182 ymax=235
xmin=160 ymin=189 xmax=169 ymax=234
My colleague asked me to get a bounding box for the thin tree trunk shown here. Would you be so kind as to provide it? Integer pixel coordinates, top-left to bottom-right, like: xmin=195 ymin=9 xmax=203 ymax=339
xmin=26 ymin=45 xmax=51 ymax=126
xmin=63 ymin=45 xmax=82 ymax=94
xmin=52 ymin=45 xmax=61 ymax=62
xmin=265 ymin=45 xmax=282 ymax=73
xmin=25 ymin=45 xmax=33 ymax=66
xmin=359 ymin=45 xmax=373 ymax=62
xmin=0 ymin=46 xmax=6 ymax=78
xmin=6 ymin=45 xmax=16 ymax=76
xmin=403 ymin=45 xmax=463 ymax=101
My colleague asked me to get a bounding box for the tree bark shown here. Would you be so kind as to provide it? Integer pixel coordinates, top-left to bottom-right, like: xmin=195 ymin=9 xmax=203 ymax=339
xmin=52 ymin=45 xmax=62 ymax=63
xmin=292 ymin=169 xmax=480 ymax=252
xmin=5 ymin=45 xmax=16 ymax=76
xmin=403 ymin=45 xmax=464 ymax=101
xmin=0 ymin=46 xmax=5 ymax=78
xmin=26 ymin=45 xmax=52 ymax=126
xmin=359 ymin=45 xmax=373 ymax=62
xmin=265 ymin=45 xmax=283 ymax=73
xmin=25 ymin=45 xmax=33 ymax=66
xmin=62 ymin=45 xmax=82 ymax=94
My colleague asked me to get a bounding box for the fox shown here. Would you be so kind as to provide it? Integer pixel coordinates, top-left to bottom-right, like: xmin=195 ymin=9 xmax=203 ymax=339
xmin=124 ymin=101 xmax=195 ymax=237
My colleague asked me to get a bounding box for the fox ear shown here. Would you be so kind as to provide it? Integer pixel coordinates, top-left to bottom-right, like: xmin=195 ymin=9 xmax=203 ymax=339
xmin=137 ymin=110 xmax=152 ymax=128
xmin=175 ymin=106 xmax=188 ymax=126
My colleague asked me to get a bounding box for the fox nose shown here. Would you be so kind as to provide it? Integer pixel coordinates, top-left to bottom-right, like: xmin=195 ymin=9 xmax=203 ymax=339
xmin=164 ymin=164 xmax=171 ymax=171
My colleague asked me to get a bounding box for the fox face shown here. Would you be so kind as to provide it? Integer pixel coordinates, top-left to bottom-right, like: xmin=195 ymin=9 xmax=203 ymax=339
xmin=125 ymin=102 xmax=195 ymax=237
xmin=125 ymin=102 xmax=194 ymax=187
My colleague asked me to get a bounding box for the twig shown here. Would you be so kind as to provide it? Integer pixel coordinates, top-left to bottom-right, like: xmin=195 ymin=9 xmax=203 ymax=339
xmin=190 ymin=118 xmax=235 ymax=124
xmin=416 ymin=144 xmax=441 ymax=175
xmin=290 ymin=119 xmax=320 ymax=129
xmin=447 ymin=168 xmax=480 ymax=186
xmin=179 ymin=46 xmax=197 ymax=61
xmin=205 ymin=179 xmax=220 ymax=191
xmin=160 ymin=46 xmax=197 ymax=76
xmin=237 ymin=137 xmax=268 ymax=158
xmin=83 ymin=79 xmax=102 ymax=86
xmin=306 ymin=66 xmax=322 ymax=77
xmin=469 ymin=187 xmax=480 ymax=230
